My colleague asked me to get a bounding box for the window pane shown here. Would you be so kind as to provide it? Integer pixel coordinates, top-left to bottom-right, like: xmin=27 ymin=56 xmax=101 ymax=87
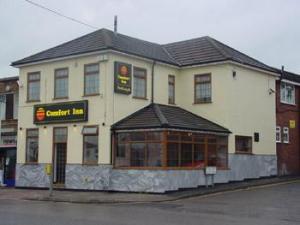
xmin=207 ymin=143 xmax=217 ymax=166
xmin=217 ymin=136 xmax=228 ymax=168
xmin=54 ymin=128 xmax=67 ymax=143
xmin=28 ymin=81 xmax=40 ymax=101
xmin=146 ymin=132 xmax=162 ymax=141
xmin=130 ymin=132 xmax=145 ymax=141
xmin=167 ymin=143 xmax=179 ymax=166
xmin=235 ymin=136 xmax=252 ymax=153
xmin=26 ymin=129 xmax=39 ymax=163
xmin=85 ymin=64 xmax=99 ymax=73
xmin=83 ymin=135 xmax=98 ymax=164
xmin=28 ymin=73 xmax=40 ymax=81
xmin=147 ymin=143 xmax=162 ymax=167
xmin=55 ymin=77 xmax=68 ymax=98
xmin=181 ymin=143 xmax=193 ymax=166
xmin=195 ymin=74 xmax=211 ymax=103
xmin=130 ymin=143 xmax=146 ymax=166
xmin=194 ymin=143 xmax=205 ymax=168
xmin=85 ymin=73 xmax=99 ymax=95
xmin=82 ymin=127 xmax=98 ymax=135
xmin=133 ymin=76 xmax=146 ymax=98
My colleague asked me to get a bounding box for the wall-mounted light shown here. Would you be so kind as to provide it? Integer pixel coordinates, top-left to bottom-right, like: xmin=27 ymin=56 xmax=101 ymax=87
xmin=19 ymin=127 xmax=23 ymax=131
xmin=268 ymin=88 xmax=275 ymax=95
xmin=43 ymin=126 xmax=47 ymax=129
xmin=232 ymin=70 xmax=237 ymax=79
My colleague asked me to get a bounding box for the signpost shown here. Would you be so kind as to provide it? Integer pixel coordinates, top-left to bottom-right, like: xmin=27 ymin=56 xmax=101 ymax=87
xmin=205 ymin=166 xmax=217 ymax=188
xmin=45 ymin=164 xmax=53 ymax=197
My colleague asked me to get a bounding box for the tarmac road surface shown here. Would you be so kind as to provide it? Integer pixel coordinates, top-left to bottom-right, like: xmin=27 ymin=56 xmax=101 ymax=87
xmin=0 ymin=181 xmax=299 ymax=225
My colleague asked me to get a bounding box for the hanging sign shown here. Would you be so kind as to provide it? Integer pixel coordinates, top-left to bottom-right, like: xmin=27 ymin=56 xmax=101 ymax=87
xmin=114 ymin=61 xmax=132 ymax=94
xmin=289 ymin=120 xmax=296 ymax=129
xmin=33 ymin=100 xmax=88 ymax=124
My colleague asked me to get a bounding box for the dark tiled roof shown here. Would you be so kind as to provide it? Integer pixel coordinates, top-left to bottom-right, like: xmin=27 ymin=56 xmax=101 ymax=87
xmin=0 ymin=76 xmax=19 ymax=82
xmin=11 ymin=29 xmax=177 ymax=66
xmin=12 ymin=28 xmax=275 ymax=73
xmin=163 ymin=36 xmax=276 ymax=72
xmin=111 ymin=103 xmax=230 ymax=133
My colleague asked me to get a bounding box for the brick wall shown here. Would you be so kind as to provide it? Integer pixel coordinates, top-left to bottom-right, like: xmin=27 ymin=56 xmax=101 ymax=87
xmin=276 ymin=81 xmax=300 ymax=175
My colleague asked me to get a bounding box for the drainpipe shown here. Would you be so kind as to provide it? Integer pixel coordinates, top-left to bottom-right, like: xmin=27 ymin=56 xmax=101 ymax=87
xmin=151 ymin=61 xmax=156 ymax=103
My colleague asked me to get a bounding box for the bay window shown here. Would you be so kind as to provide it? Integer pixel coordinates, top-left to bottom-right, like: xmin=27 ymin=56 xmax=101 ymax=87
xmin=114 ymin=131 xmax=228 ymax=169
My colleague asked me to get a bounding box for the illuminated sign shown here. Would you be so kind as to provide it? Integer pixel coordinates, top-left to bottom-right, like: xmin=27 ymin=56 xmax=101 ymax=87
xmin=114 ymin=61 xmax=132 ymax=94
xmin=33 ymin=100 xmax=88 ymax=124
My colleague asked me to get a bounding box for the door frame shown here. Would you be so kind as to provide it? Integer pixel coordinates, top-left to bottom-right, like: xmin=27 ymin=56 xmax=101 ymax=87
xmin=52 ymin=127 xmax=68 ymax=185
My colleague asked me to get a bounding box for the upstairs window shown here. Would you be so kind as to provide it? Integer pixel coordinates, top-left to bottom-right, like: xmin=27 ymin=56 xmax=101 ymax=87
xmin=283 ymin=127 xmax=289 ymax=143
xmin=195 ymin=74 xmax=212 ymax=103
xmin=54 ymin=68 xmax=68 ymax=98
xmin=168 ymin=75 xmax=175 ymax=104
xmin=235 ymin=135 xmax=252 ymax=154
xmin=84 ymin=64 xmax=99 ymax=96
xmin=27 ymin=72 xmax=40 ymax=101
xmin=280 ymin=82 xmax=295 ymax=104
xmin=276 ymin=126 xmax=281 ymax=143
xmin=133 ymin=67 xmax=147 ymax=99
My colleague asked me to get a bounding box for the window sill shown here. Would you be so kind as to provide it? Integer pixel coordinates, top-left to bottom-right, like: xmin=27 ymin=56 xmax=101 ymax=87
xmin=24 ymin=162 xmax=39 ymax=165
xmin=26 ymin=100 xmax=40 ymax=103
xmin=194 ymin=101 xmax=212 ymax=104
xmin=82 ymin=163 xmax=99 ymax=166
xmin=82 ymin=93 xmax=100 ymax=97
xmin=132 ymin=96 xmax=148 ymax=100
xmin=280 ymin=101 xmax=296 ymax=106
xmin=168 ymin=102 xmax=176 ymax=105
xmin=235 ymin=151 xmax=253 ymax=155
xmin=53 ymin=97 xmax=69 ymax=100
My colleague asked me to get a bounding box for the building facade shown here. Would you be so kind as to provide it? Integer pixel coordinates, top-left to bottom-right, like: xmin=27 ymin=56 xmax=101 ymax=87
xmin=0 ymin=76 xmax=18 ymax=186
xmin=12 ymin=29 xmax=278 ymax=192
xmin=276 ymin=70 xmax=300 ymax=175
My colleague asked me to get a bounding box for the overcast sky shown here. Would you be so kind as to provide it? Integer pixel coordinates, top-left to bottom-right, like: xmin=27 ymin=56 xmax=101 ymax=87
xmin=0 ymin=0 xmax=299 ymax=78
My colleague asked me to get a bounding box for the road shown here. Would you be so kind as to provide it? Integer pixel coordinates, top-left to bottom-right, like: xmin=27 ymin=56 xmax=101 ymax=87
xmin=0 ymin=182 xmax=299 ymax=225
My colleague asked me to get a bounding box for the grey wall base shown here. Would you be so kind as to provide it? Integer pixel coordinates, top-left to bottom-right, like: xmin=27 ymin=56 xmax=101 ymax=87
xmin=16 ymin=154 xmax=277 ymax=193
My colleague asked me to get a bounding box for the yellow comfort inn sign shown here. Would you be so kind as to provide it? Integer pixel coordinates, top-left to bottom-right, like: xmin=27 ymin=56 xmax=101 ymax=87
xmin=34 ymin=100 xmax=88 ymax=124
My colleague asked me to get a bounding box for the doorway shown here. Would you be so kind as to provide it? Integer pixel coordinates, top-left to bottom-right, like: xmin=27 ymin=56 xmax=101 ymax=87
xmin=53 ymin=127 xmax=67 ymax=185
xmin=0 ymin=148 xmax=16 ymax=187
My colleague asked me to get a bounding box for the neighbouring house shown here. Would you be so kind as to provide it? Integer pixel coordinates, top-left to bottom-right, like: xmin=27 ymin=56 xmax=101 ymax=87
xmin=0 ymin=76 xmax=18 ymax=186
xmin=12 ymin=28 xmax=279 ymax=193
xmin=276 ymin=69 xmax=300 ymax=175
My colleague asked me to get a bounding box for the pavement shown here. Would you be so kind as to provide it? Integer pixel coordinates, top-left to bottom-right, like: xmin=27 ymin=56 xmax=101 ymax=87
xmin=0 ymin=181 xmax=299 ymax=225
xmin=0 ymin=176 xmax=299 ymax=204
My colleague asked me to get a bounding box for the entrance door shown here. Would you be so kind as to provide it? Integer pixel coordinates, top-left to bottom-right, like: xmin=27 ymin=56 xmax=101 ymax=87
xmin=0 ymin=148 xmax=16 ymax=187
xmin=53 ymin=128 xmax=67 ymax=185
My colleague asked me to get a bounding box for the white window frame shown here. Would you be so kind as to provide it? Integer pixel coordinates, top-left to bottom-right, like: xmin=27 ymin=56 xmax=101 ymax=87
xmin=280 ymin=82 xmax=295 ymax=105
xmin=283 ymin=127 xmax=289 ymax=144
xmin=276 ymin=126 xmax=281 ymax=143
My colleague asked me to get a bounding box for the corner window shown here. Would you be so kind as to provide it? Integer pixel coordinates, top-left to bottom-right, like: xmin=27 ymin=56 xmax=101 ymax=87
xmin=82 ymin=126 xmax=98 ymax=164
xmin=26 ymin=129 xmax=39 ymax=163
xmin=276 ymin=126 xmax=281 ymax=143
xmin=280 ymin=82 xmax=295 ymax=104
xmin=84 ymin=64 xmax=99 ymax=96
xmin=168 ymin=75 xmax=175 ymax=104
xmin=133 ymin=67 xmax=147 ymax=99
xmin=235 ymin=135 xmax=252 ymax=154
xmin=283 ymin=127 xmax=289 ymax=143
xmin=54 ymin=68 xmax=68 ymax=98
xmin=27 ymin=72 xmax=40 ymax=101
xmin=195 ymin=74 xmax=211 ymax=103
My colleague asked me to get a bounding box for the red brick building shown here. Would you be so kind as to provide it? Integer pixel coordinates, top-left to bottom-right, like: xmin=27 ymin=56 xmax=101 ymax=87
xmin=276 ymin=70 xmax=300 ymax=175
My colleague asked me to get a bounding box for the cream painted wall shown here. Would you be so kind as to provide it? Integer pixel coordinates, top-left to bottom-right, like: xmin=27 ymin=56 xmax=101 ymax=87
xmin=17 ymin=52 xmax=276 ymax=166
xmin=176 ymin=64 xmax=276 ymax=155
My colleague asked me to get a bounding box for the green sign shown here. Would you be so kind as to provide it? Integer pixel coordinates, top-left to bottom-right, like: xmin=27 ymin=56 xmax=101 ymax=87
xmin=114 ymin=61 xmax=132 ymax=94
xmin=34 ymin=100 xmax=88 ymax=124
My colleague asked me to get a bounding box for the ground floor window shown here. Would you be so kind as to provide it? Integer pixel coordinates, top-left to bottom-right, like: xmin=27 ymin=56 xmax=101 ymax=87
xmin=25 ymin=129 xmax=39 ymax=163
xmin=82 ymin=126 xmax=99 ymax=164
xmin=114 ymin=131 xmax=228 ymax=169
xmin=235 ymin=135 xmax=252 ymax=154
